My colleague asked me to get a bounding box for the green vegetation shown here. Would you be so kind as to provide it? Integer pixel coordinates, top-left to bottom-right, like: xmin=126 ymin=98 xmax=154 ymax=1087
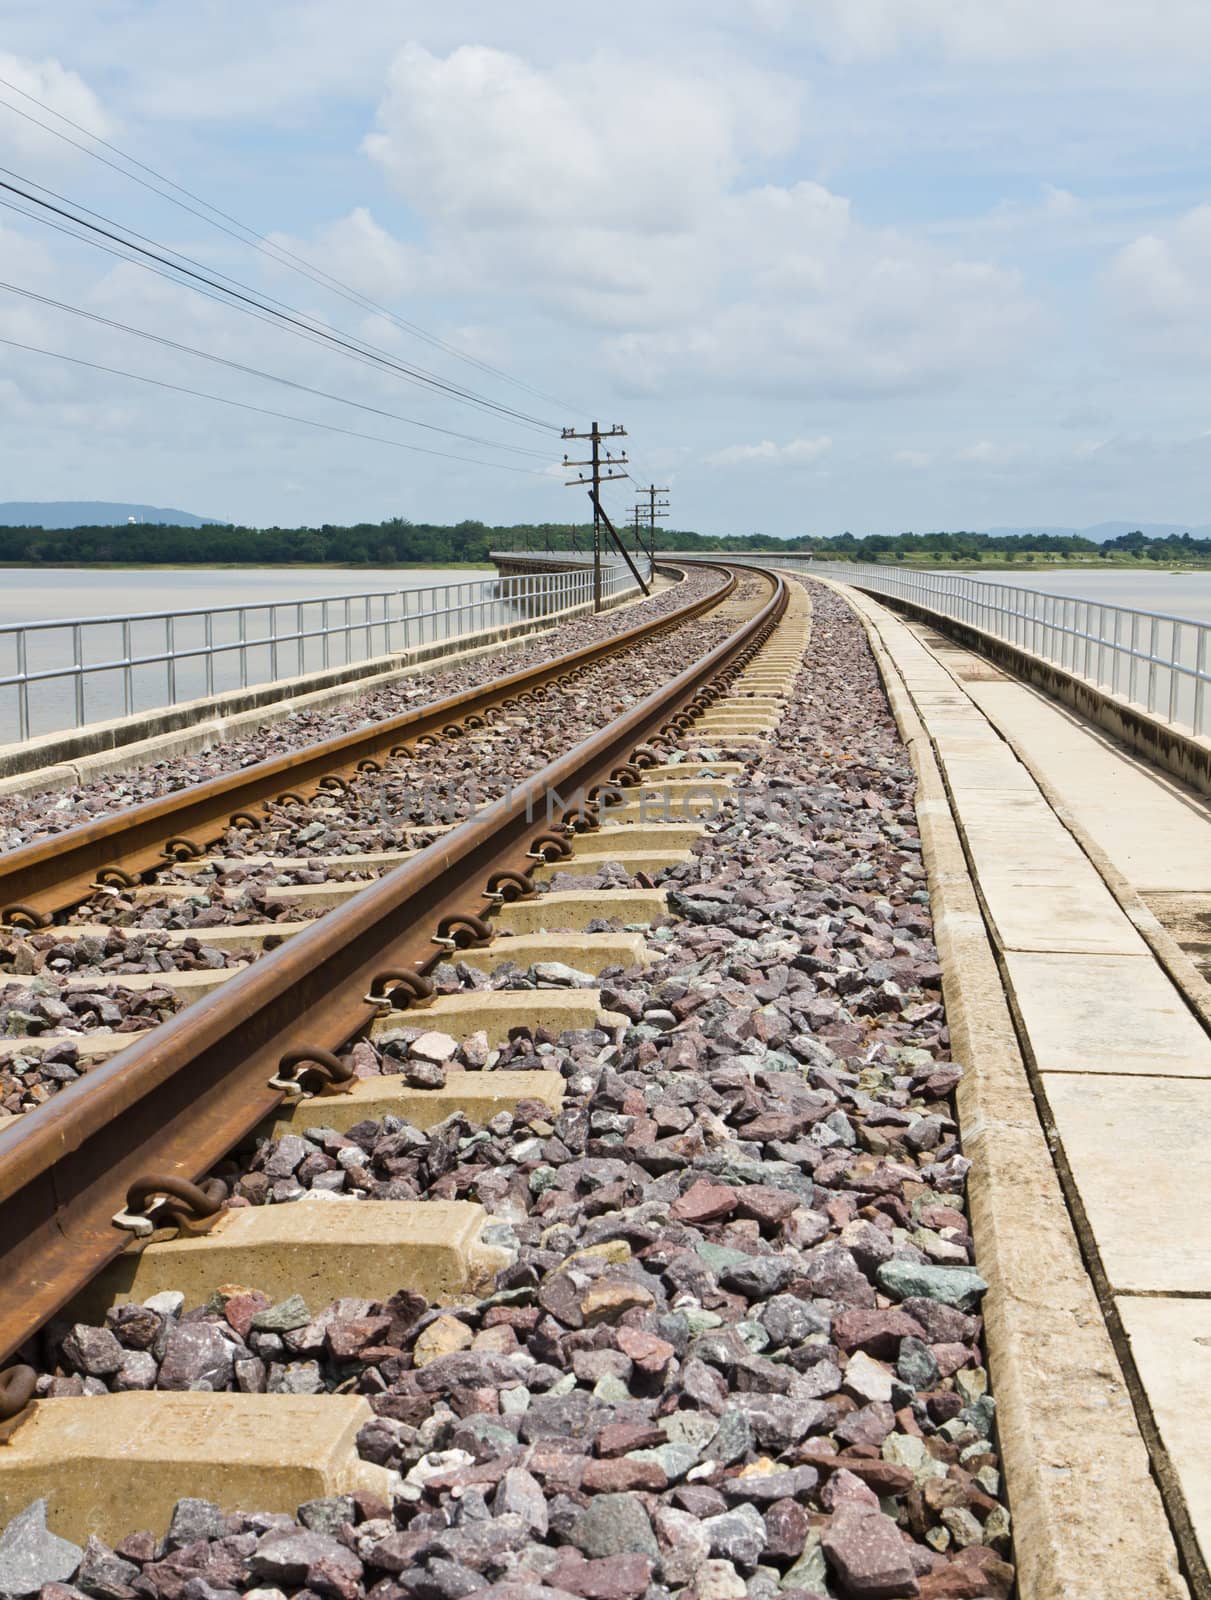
xmin=0 ymin=518 xmax=531 ymax=566
xmin=797 ymin=528 xmax=1211 ymax=566
xmin=1 ymin=518 xmax=1210 ymax=567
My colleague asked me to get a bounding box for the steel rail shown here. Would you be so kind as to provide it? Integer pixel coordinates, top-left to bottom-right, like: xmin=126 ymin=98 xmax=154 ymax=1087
xmin=0 ymin=566 xmax=784 ymax=1362
xmin=0 ymin=563 xmax=728 ymax=922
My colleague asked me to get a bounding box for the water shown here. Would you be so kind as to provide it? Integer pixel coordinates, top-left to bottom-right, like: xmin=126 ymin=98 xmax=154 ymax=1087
xmin=0 ymin=566 xmax=516 ymax=744
xmin=0 ymin=567 xmax=487 ymax=630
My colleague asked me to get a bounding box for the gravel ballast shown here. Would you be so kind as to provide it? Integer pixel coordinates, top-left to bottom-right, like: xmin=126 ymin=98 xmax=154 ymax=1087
xmin=0 ymin=569 xmax=726 ymax=851
xmin=0 ymin=571 xmax=750 ymax=1115
xmin=5 ymin=580 xmax=1014 ymax=1600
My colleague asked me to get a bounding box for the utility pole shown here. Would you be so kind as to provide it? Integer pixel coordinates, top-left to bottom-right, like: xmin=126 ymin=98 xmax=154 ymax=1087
xmin=562 ymin=422 xmax=628 ymax=612
xmin=633 ymin=484 xmax=669 ymax=574
xmin=630 ymin=503 xmax=651 ymax=573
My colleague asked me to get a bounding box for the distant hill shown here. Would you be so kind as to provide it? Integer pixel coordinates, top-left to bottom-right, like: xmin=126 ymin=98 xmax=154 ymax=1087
xmin=984 ymin=521 xmax=1211 ymax=542
xmin=0 ymin=501 xmax=222 ymax=529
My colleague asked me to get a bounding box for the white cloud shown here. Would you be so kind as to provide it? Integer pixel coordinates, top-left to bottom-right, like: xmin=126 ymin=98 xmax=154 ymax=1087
xmin=359 ymin=43 xmax=811 ymax=334
xmin=106 ymin=2 xmax=416 ymax=121
xmin=365 ymin=44 xmax=798 ymax=235
xmin=957 ymin=440 xmax=1024 ymax=466
xmin=1043 ymin=185 xmax=1081 ymax=219
xmin=604 ymin=215 xmax=1035 ymax=399
xmin=2 ymin=6 xmax=1205 ymax=537
xmin=937 ymin=184 xmax=1088 ymax=241
xmin=359 ymin=44 xmax=1036 ymax=398
xmin=1102 ymin=205 xmax=1211 ymax=421
xmin=266 ymin=208 xmax=418 ymax=303
xmin=707 ymin=435 xmax=833 ymax=466
xmin=797 ymin=1 xmax=1211 ymax=61
xmin=0 ymin=52 xmax=115 ymax=161
xmin=0 ymin=222 xmax=55 ymax=285
xmin=1108 ymin=206 xmax=1211 ymax=360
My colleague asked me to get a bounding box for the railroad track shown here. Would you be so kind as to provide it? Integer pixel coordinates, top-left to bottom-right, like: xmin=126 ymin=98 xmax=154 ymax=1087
xmin=0 ymin=561 xmax=786 ymax=1436
xmin=0 ymin=564 xmax=737 ymax=922
xmin=0 ymin=574 xmax=1016 ymax=1600
xmin=0 ymin=568 xmax=751 ymax=1095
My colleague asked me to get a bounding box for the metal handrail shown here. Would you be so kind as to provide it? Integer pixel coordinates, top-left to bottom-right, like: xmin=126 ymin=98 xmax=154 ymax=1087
xmin=710 ymin=554 xmax=1211 ymax=740
xmin=1 ymin=559 xmax=645 ymax=744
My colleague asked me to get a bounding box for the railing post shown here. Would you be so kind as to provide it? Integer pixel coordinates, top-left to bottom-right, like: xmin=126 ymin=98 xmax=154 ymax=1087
xmin=1195 ymin=626 xmax=1208 ymax=737
xmin=1169 ymin=622 xmax=1181 ymax=726
xmin=1112 ymin=609 xmax=1123 ymax=699
xmin=1148 ymin=617 xmax=1159 ymax=715
xmin=72 ymin=622 xmax=85 ymax=727
xmin=16 ymin=631 xmax=29 ymax=741
xmin=122 ymin=620 xmax=133 ymax=716
xmin=166 ymin=616 xmax=176 ymax=707
xmin=1096 ymin=604 xmax=1106 ymax=688
xmin=1129 ymin=612 xmax=1140 ymax=707
xmin=204 ymin=612 xmax=215 ymax=698
xmin=239 ymin=609 xmax=248 ymax=688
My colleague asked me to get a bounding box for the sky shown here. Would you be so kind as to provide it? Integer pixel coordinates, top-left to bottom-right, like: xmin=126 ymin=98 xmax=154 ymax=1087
xmin=2 ymin=1 xmax=1211 ymax=538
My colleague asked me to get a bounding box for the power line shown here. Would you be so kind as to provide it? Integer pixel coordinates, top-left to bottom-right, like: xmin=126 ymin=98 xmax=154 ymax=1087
xmin=0 ymin=335 xmax=556 ymax=475
xmin=0 ymin=278 xmax=555 ymax=459
xmin=0 ymin=170 xmax=560 ymax=432
xmin=0 ymin=167 xmax=558 ymax=431
xmin=0 ymin=77 xmax=590 ymax=419
xmin=0 ymin=191 xmax=543 ymax=416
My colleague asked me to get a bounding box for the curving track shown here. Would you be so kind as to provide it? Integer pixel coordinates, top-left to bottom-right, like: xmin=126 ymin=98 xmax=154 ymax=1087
xmin=0 ymin=563 xmax=783 ymax=1365
xmin=0 ymin=571 xmax=1018 ymax=1600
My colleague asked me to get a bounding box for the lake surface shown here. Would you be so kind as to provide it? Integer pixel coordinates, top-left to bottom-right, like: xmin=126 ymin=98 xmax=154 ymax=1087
xmin=0 ymin=566 xmax=514 ymax=744
xmin=0 ymin=567 xmax=487 ymax=629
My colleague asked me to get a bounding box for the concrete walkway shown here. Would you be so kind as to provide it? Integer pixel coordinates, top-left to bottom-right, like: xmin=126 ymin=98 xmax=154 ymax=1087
xmin=838 ymin=585 xmax=1211 ymax=1590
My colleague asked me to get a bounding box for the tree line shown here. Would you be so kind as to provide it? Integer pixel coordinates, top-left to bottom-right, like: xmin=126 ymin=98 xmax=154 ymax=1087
xmin=811 ymin=528 xmax=1211 ymax=561
xmin=0 ymin=517 xmax=1208 ymax=564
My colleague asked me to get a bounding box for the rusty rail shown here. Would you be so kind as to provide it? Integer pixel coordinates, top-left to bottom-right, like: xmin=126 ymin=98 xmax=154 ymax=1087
xmin=0 ymin=566 xmax=783 ymax=1362
xmin=0 ymin=563 xmax=728 ymax=922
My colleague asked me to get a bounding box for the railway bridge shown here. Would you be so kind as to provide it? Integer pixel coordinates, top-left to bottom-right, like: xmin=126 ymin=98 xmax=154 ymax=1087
xmin=0 ymin=558 xmax=1207 ymax=1600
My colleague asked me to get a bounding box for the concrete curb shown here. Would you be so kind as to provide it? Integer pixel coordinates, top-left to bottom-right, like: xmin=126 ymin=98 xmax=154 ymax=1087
xmin=812 ymin=575 xmax=1191 ymax=1600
